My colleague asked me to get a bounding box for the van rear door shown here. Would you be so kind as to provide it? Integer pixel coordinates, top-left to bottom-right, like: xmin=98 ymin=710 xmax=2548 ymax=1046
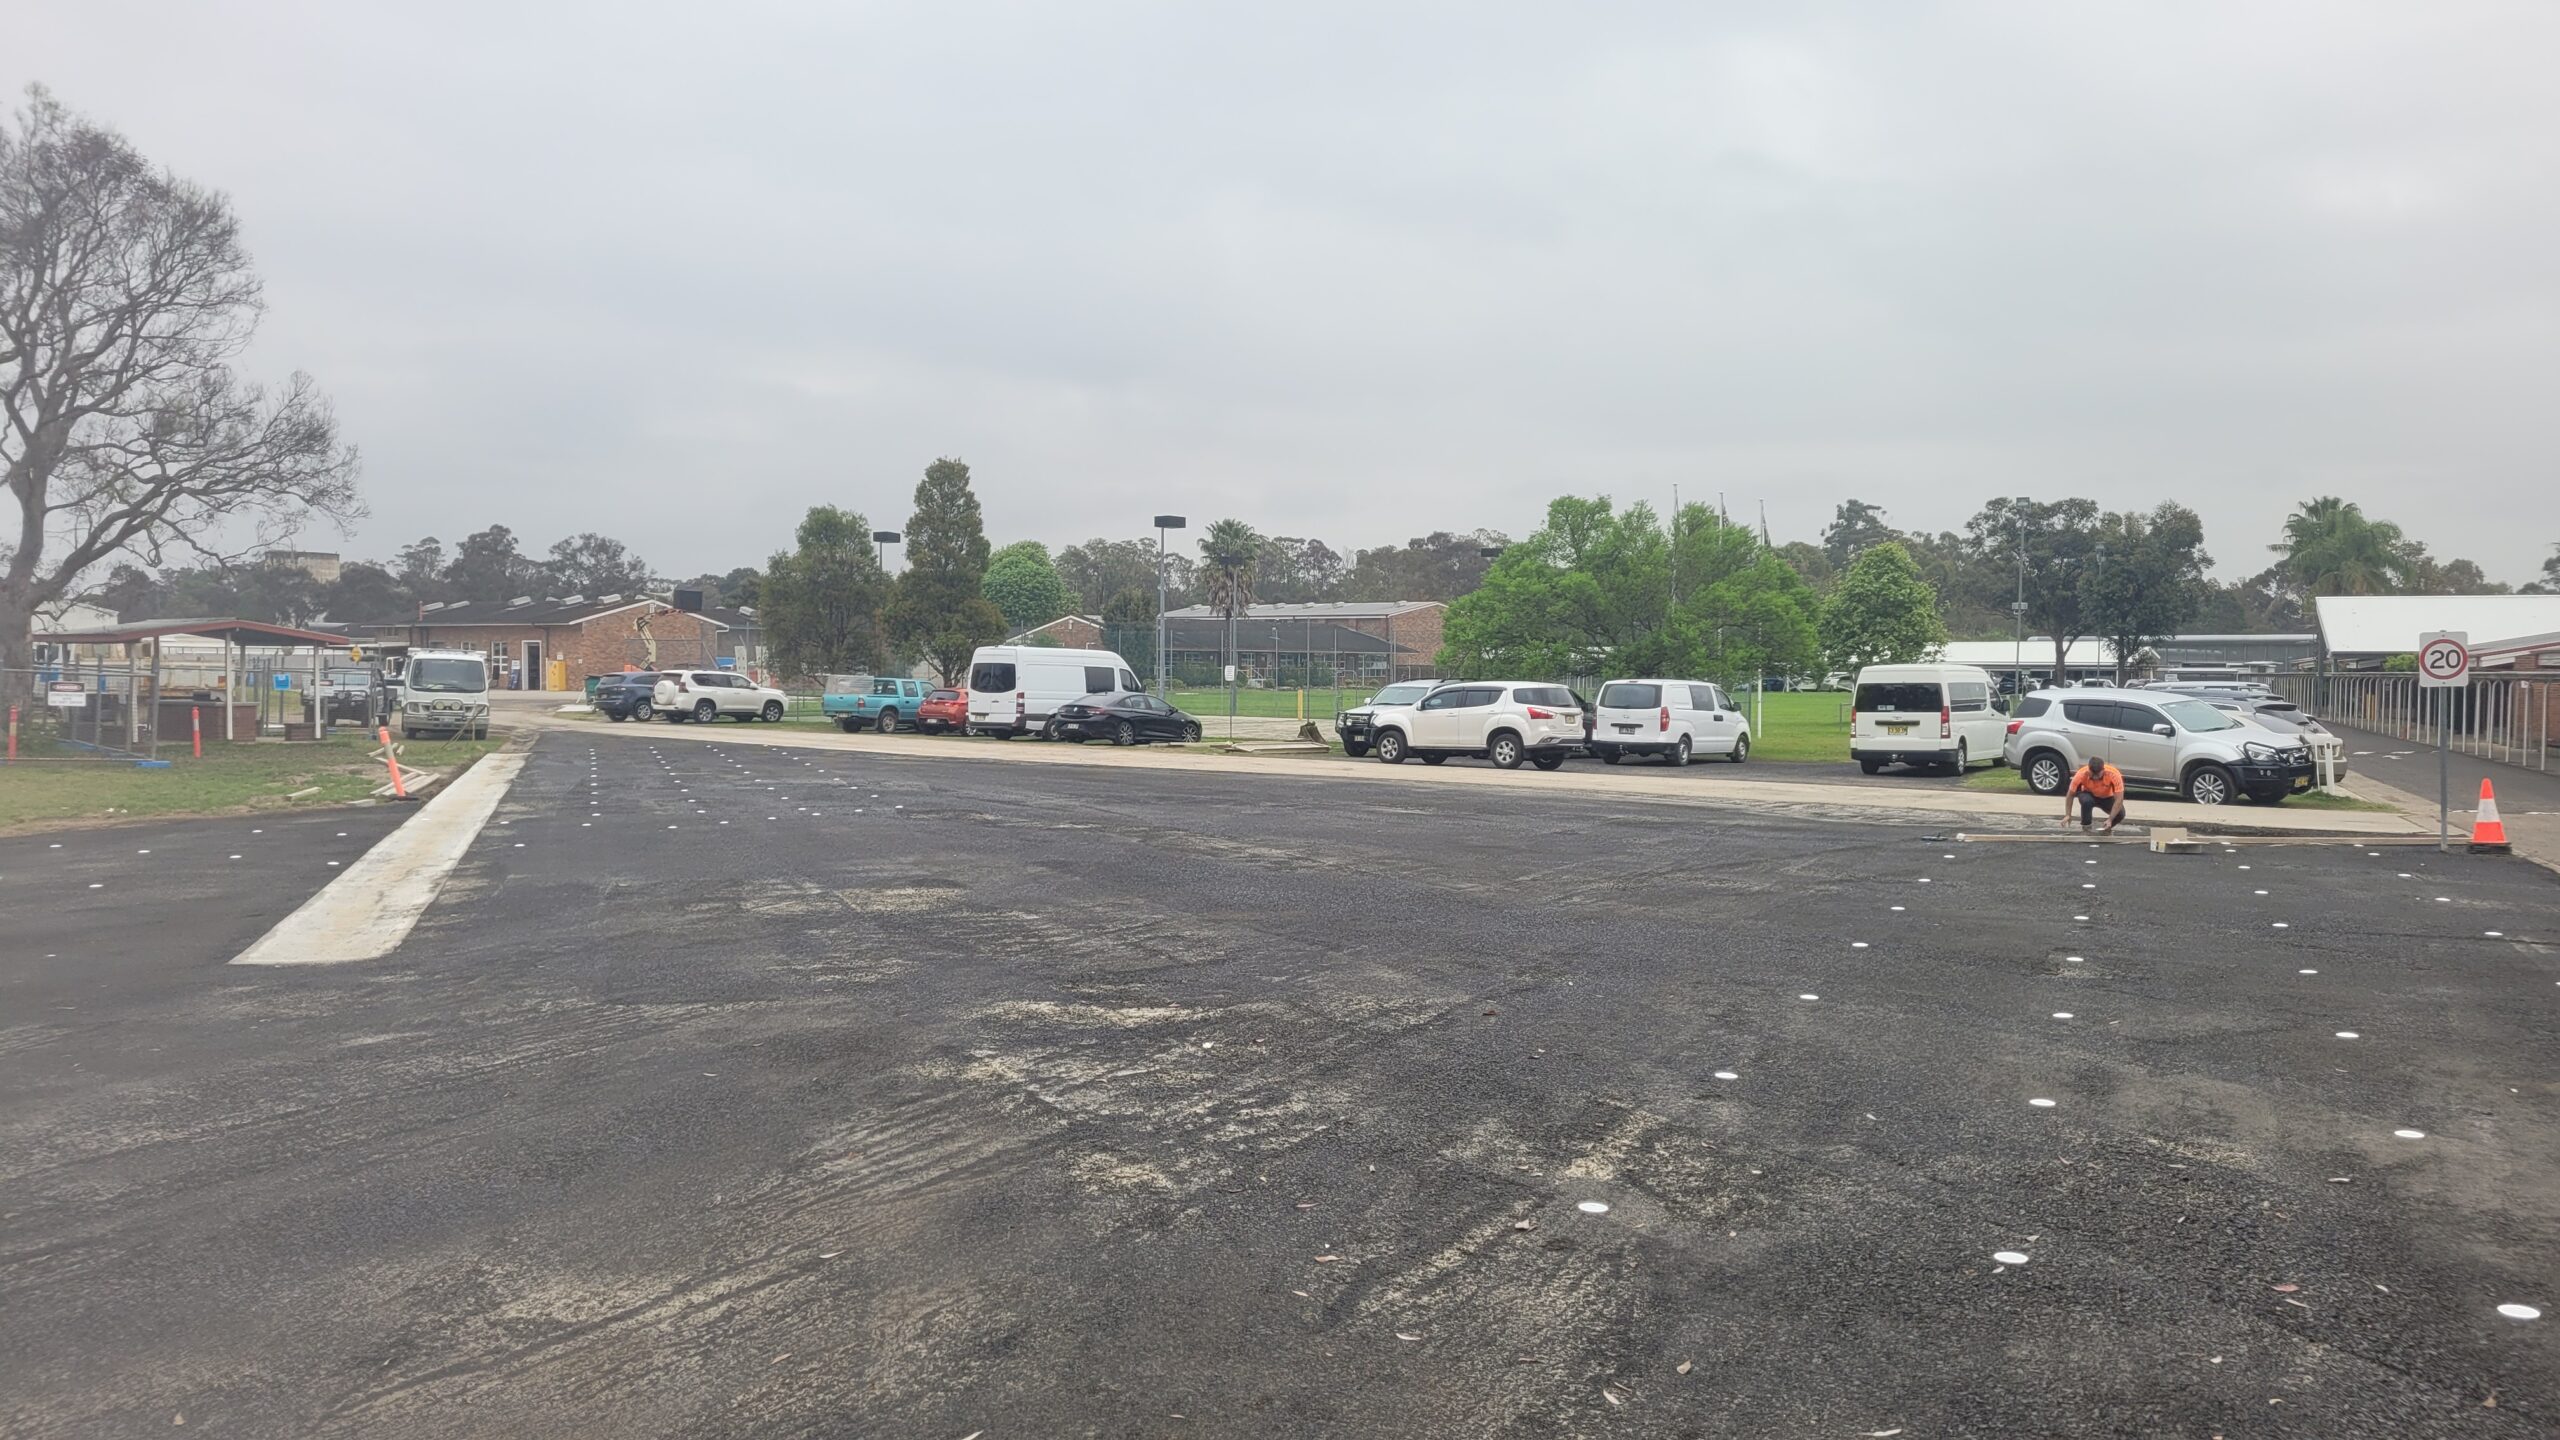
xmin=1855 ymin=680 xmax=1942 ymax=745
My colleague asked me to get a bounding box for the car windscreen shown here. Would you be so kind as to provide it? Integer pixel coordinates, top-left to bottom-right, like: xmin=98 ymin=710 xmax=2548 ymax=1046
xmin=971 ymin=663 xmax=1016 ymax=692
xmin=406 ymin=658 xmax=486 ymax=693
xmin=1599 ymin=683 xmax=1660 ymax=709
xmin=1856 ymin=682 xmax=1939 ymax=712
xmin=1370 ymin=682 xmax=1433 ymax=705
xmin=2161 ymin=698 xmax=2242 ymax=732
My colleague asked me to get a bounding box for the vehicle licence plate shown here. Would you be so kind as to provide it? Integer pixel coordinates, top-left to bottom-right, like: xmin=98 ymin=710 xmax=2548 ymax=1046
xmin=1612 ymin=724 xmax=1639 ymax=732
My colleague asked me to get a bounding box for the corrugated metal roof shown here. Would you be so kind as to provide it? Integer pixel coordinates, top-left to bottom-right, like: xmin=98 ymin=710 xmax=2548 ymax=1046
xmin=1937 ymin=638 xmax=2120 ymax=668
xmin=2314 ymin=595 xmax=2560 ymax=656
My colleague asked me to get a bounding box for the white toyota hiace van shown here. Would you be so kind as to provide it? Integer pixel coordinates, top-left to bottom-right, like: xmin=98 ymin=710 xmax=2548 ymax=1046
xmin=1848 ymin=663 xmax=2007 ymax=774
xmin=965 ymin=646 xmax=1144 ymax=738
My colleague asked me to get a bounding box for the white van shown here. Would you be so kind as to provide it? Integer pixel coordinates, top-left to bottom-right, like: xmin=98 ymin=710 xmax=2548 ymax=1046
xmin=965 ymin=646 xmax=1144 ymax=738
xmin=397 ymin=648 xmax=492 ymax=740
xmin=1849 ymin=663 xmax=2006 ymax=774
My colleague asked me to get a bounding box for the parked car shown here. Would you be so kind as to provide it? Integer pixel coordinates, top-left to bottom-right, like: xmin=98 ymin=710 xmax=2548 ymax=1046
xmin=593 ymin=670 xmax=660 ymax=722
xmin=1849 ymin=664 xmax=2008 ymax=774
xmin=314 ymin=668 xmax=375 ymax=726
xmin=398 ymin=649 xmax=491 ymax=740
xmin=652 ymin=669 xmax=788 ymax=723
xmin=966 ymin=645 xmax=1144 ymax=737
xmin=2002 ymin=687 xmax=2315 ymax=805
xmin=918 ymin=687 xmax=968 ymax=733
xmin=1046 ymin=691 xmax=1204 ymax=745
xmin=1590 ymin=678 xmax=1752 ymax=765
xmin=1336 ymin=679 xmax=1441 ymax=758
xmin=825 ymin=674 xmax=936 ymax=732
xmin=1369 ymin=682 xmax=1587 ymax=771
xmin=2201 ymin=697 xmax=2345 ymax=779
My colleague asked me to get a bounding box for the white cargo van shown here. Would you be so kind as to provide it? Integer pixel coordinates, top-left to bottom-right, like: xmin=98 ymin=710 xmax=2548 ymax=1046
xmin=397 ymin=648 xmax=492 ymax=740
xmin=1849 ymin=663 xmax=2006 ymax=774
xmin=965 ymin=646 xmax=1143 ymax=738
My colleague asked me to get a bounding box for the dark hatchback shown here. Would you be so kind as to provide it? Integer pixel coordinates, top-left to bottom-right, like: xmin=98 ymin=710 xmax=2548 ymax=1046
xmin=595 ymin=671 xmax=661 ymax=721
xmin=1046 ymin=691 xmax=1203 ymax=745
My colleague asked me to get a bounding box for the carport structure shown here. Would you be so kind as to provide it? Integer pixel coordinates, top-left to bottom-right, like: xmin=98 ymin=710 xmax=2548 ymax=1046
xmin=28 ymin=617 xmax=354 ymax=752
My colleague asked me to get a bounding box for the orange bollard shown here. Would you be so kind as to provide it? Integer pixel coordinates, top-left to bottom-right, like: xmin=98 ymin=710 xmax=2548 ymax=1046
xmin=2469 ymin=778 xmax=2512 ymax=854
xmin=377 ymin=725 xmax=409 ymax=799
xmin=192 ymin=705 xmax=202 ymax=758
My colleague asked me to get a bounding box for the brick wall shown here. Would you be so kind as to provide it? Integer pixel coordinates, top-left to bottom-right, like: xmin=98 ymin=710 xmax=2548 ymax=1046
xmin=1334 ymin=606 xmax=1445 ymax=680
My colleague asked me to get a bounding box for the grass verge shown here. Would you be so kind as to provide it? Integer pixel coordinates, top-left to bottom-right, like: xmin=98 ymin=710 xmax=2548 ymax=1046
xmin=1958 ymin=766 xmax=2394 ymax=812
xmin=0 ymin=732 xmax=506 ymax=832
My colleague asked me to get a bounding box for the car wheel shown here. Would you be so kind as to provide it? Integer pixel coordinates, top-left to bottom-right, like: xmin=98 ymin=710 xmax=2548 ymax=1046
xmin=1730 ymin=734 xmax=1749 ymax=763
xmin=1421 ymin=754 xmax=1448 ymax=765
xmin=693 ymin=699 xmax=717 ymax=723
xmin=472 ymin=724 xmax=489 ymax=741
xmin=1343 ymin=741 xmax=1369 ymax=758
xmin=1375 ymin=729 xmax=1408 ymax=764
xmin=837 ymin=717 xmax=861 ymax=733
xmin=1600 ymin=749 xmax=1621 ymax=765
xmin=1669 ymin=735 xmax=1691 ymax=766
xmin=1858 ymin=757 xmax=1885 ymax=775
xmin=1181 ymin=722 xmax=1201 ymax=742
xmin=1531 ymin=752 xmax=1566 ymax=771
xmin=878 ymin=709 xmax=899 ymax=734
xmin=1948 ymin=740 xmax=1969 ymax=774
xmin=1113 ymin=719 xmax=1137 ymax=746
xmin=607 ymin=711 xmax=626 ymax=722
xmin=2022 ymin=751 xmax=2068 ymax=795
xmin=1488 ymin=732 xmax=1524 ymax=769
xmin=761 ymin=701 xmax=783 ymax=723
xmin=2184 ymin=763 xmax=2237 ymax=806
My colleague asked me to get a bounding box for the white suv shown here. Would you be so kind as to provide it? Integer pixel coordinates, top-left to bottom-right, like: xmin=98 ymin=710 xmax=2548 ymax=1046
xmin=2002 ymin=687 xmax=2316 ymax=805
xmin=652 ymin=670 xmax=789 ymax=724
xmin=1591 ymin=678 xmax=1751 ymax=765
xmin=1370 ymin=682 xmax=1587 ymax=771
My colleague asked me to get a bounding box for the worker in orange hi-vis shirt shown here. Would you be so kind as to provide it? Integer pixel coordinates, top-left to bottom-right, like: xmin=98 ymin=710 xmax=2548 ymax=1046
xmin=2064 ymin=753 xmax=2127 ymax=833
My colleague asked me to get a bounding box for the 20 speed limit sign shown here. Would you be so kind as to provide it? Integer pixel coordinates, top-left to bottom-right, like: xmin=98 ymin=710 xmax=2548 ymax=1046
xmin=2418 ymin=630 xmax=2470 ymax=688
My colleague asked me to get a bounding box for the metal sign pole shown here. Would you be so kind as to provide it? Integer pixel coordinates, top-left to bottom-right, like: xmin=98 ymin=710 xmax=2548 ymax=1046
xmin=2439 ymin=686 xmax=2449 ymax=853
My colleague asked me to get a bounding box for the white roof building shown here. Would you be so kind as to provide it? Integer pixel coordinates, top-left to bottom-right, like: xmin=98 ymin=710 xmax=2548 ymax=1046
xmin=1936 ymin=638 xmax=2121 ymax=670
xmin=2313 ymin=595 xmax=2560 ymax=660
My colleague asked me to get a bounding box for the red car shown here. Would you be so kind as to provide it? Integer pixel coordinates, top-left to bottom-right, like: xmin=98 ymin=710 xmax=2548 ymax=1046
xmin=918 ymin=687 xmax=968 ymax=734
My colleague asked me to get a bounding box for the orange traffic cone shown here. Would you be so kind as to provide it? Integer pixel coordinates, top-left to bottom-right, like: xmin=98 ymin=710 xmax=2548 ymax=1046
xmin=2469 ymin=778 xmax=2512 ymax=855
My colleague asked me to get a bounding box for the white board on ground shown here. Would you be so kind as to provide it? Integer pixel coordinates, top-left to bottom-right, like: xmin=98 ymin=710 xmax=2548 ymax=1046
xmin=232 ymin=750 xmax=530 ymax=966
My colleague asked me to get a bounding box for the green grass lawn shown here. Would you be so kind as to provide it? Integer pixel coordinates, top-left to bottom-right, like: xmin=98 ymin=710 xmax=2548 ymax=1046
xmin=0 ymin=731 xmax=506 ymax=832
xmin=1958 ymin=766 xmax=2393 ymax=812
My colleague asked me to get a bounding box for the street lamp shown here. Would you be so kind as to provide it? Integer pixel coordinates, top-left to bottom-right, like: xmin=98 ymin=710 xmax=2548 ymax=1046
xmin=2010 ymin=498 xmax=2031 ymax=692
xmin=872 ymin=530 xmax=901 ymax=571
xmin=1153 ymin=515 xmax=1185 ymax=695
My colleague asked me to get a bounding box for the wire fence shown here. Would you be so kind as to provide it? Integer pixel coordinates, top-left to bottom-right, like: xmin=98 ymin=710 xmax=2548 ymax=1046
xmin=2 ymin=664 xmax=388 ymax=761
xmin=2274 ymin=671 xmax=2553 ymax=774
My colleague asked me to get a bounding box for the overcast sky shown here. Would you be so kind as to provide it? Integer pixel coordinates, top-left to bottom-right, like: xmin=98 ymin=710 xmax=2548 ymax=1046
xmin=14 ymin=2 xmax=2557 ymax=582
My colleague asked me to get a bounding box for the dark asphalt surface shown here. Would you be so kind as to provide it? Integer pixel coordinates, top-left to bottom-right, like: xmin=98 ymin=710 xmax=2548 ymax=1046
xmin=4 ymin=729 xmax=2557 ymax=1438
xmin=2329 ymin=722 xmax=2560 ymax=816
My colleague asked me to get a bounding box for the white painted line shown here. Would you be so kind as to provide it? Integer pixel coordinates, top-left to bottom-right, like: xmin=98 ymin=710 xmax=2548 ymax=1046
xmin=231 ymin=751 xmax=530 ymax=966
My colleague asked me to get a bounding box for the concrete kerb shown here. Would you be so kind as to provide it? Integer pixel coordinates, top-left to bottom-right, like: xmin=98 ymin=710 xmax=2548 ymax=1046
xmin=512 ymin=709 xmax=2427 ymax=838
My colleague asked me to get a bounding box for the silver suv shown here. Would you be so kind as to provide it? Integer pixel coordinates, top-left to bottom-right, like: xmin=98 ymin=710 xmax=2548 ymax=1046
xmin=2001 ymin=687 xmax=2315 ymax=806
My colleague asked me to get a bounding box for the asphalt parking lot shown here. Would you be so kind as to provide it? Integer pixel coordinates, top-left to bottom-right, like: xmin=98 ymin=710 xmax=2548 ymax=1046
xmin=3 ymin=730 xmax=2555 ymax=1437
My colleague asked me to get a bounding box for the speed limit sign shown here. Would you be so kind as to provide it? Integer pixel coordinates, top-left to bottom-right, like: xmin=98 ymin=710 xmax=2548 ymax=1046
xmin=2418 ymin=630 xmax=2470 ymax=688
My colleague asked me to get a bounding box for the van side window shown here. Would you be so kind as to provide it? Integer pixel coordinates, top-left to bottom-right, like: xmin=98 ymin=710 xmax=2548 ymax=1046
xmin=1118 ymin=669 xmax=1140 ymax=692
xmin=1950 ymin=681 xmax=1990 ymax=713
xmin=1083 ymin=665 xmax=1117 ymax=694
xmin=1688 ymin=685 xmax=1719 ymax=712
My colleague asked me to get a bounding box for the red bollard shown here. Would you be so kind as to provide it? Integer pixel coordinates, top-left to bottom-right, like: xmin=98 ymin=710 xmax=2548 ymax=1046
xmin=192 ymin=705 xmax=202 ymax=759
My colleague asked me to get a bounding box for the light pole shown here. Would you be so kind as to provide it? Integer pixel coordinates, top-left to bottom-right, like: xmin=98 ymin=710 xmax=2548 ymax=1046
xmin=1153 ymin=515 xmax=1185 ymax=695
xmin=872 ymin=529 xmax=901 ymax=573
xmin=2010 ymin=498 xmax=2031 ymax=693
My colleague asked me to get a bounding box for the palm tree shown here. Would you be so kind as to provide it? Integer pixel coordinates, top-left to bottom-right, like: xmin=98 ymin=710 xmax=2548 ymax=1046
xmin=2272 ymin=496 xmax=2411 ymax=596
xmin=1199 ymin=519 xmax=1263 ymax=680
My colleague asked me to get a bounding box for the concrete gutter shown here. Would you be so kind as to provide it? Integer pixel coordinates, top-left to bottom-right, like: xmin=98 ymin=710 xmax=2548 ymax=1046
xmin=514 ymin=710 xmax=2424 ymax=838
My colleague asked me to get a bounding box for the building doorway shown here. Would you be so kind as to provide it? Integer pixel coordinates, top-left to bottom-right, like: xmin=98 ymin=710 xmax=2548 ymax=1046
xmin=522 ymin=639 xmax=543 ymax=691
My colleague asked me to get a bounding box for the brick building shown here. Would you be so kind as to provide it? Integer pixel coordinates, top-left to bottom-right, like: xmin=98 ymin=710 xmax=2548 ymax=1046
xmin=348 ymin=595 xmax=726 ymax=690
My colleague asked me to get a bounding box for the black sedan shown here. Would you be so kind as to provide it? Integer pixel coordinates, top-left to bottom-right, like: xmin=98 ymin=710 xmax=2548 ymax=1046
xmin=1045 ymin=691 xmax=1203 ymax=745
xmin=594 ymin=671 xmax=661 ymax=721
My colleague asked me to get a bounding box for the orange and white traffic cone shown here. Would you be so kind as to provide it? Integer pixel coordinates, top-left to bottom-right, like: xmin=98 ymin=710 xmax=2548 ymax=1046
xmin=2469 ymin=778 xmax=2512 ymax=855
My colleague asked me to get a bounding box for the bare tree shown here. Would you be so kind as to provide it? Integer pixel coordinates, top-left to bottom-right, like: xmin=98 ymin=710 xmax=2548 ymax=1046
xmin=1 ymin=86 xmax=360 ymax=673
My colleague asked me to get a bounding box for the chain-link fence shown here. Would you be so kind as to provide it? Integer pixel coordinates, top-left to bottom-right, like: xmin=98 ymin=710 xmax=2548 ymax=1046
xmin=2 ymin=662 xmax=388 ymax=761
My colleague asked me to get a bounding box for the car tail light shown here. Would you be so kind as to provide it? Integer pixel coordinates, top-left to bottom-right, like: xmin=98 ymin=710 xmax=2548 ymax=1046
xmin=2006 ymin=719 xmax=2022 ymax=735
xmin=1940 ymin=705 xmax=1952 ymax=740
xmin=1659 ymin=706 xmax=1670 ymax=732
xmin=1526 ymin=706 xmax=1555 ymax=720
xmin=675 ymin=676 xmax=690 ymax=691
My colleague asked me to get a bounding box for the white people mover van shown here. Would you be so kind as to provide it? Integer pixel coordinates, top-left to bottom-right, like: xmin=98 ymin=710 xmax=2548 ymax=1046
xmin=397 ymin=648 xmax=492 ymax=740
xmin=966 ymin=645 xmax=1144 ymax=738
xmin=1849 ymin=663 xmax=2006 ymax=774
